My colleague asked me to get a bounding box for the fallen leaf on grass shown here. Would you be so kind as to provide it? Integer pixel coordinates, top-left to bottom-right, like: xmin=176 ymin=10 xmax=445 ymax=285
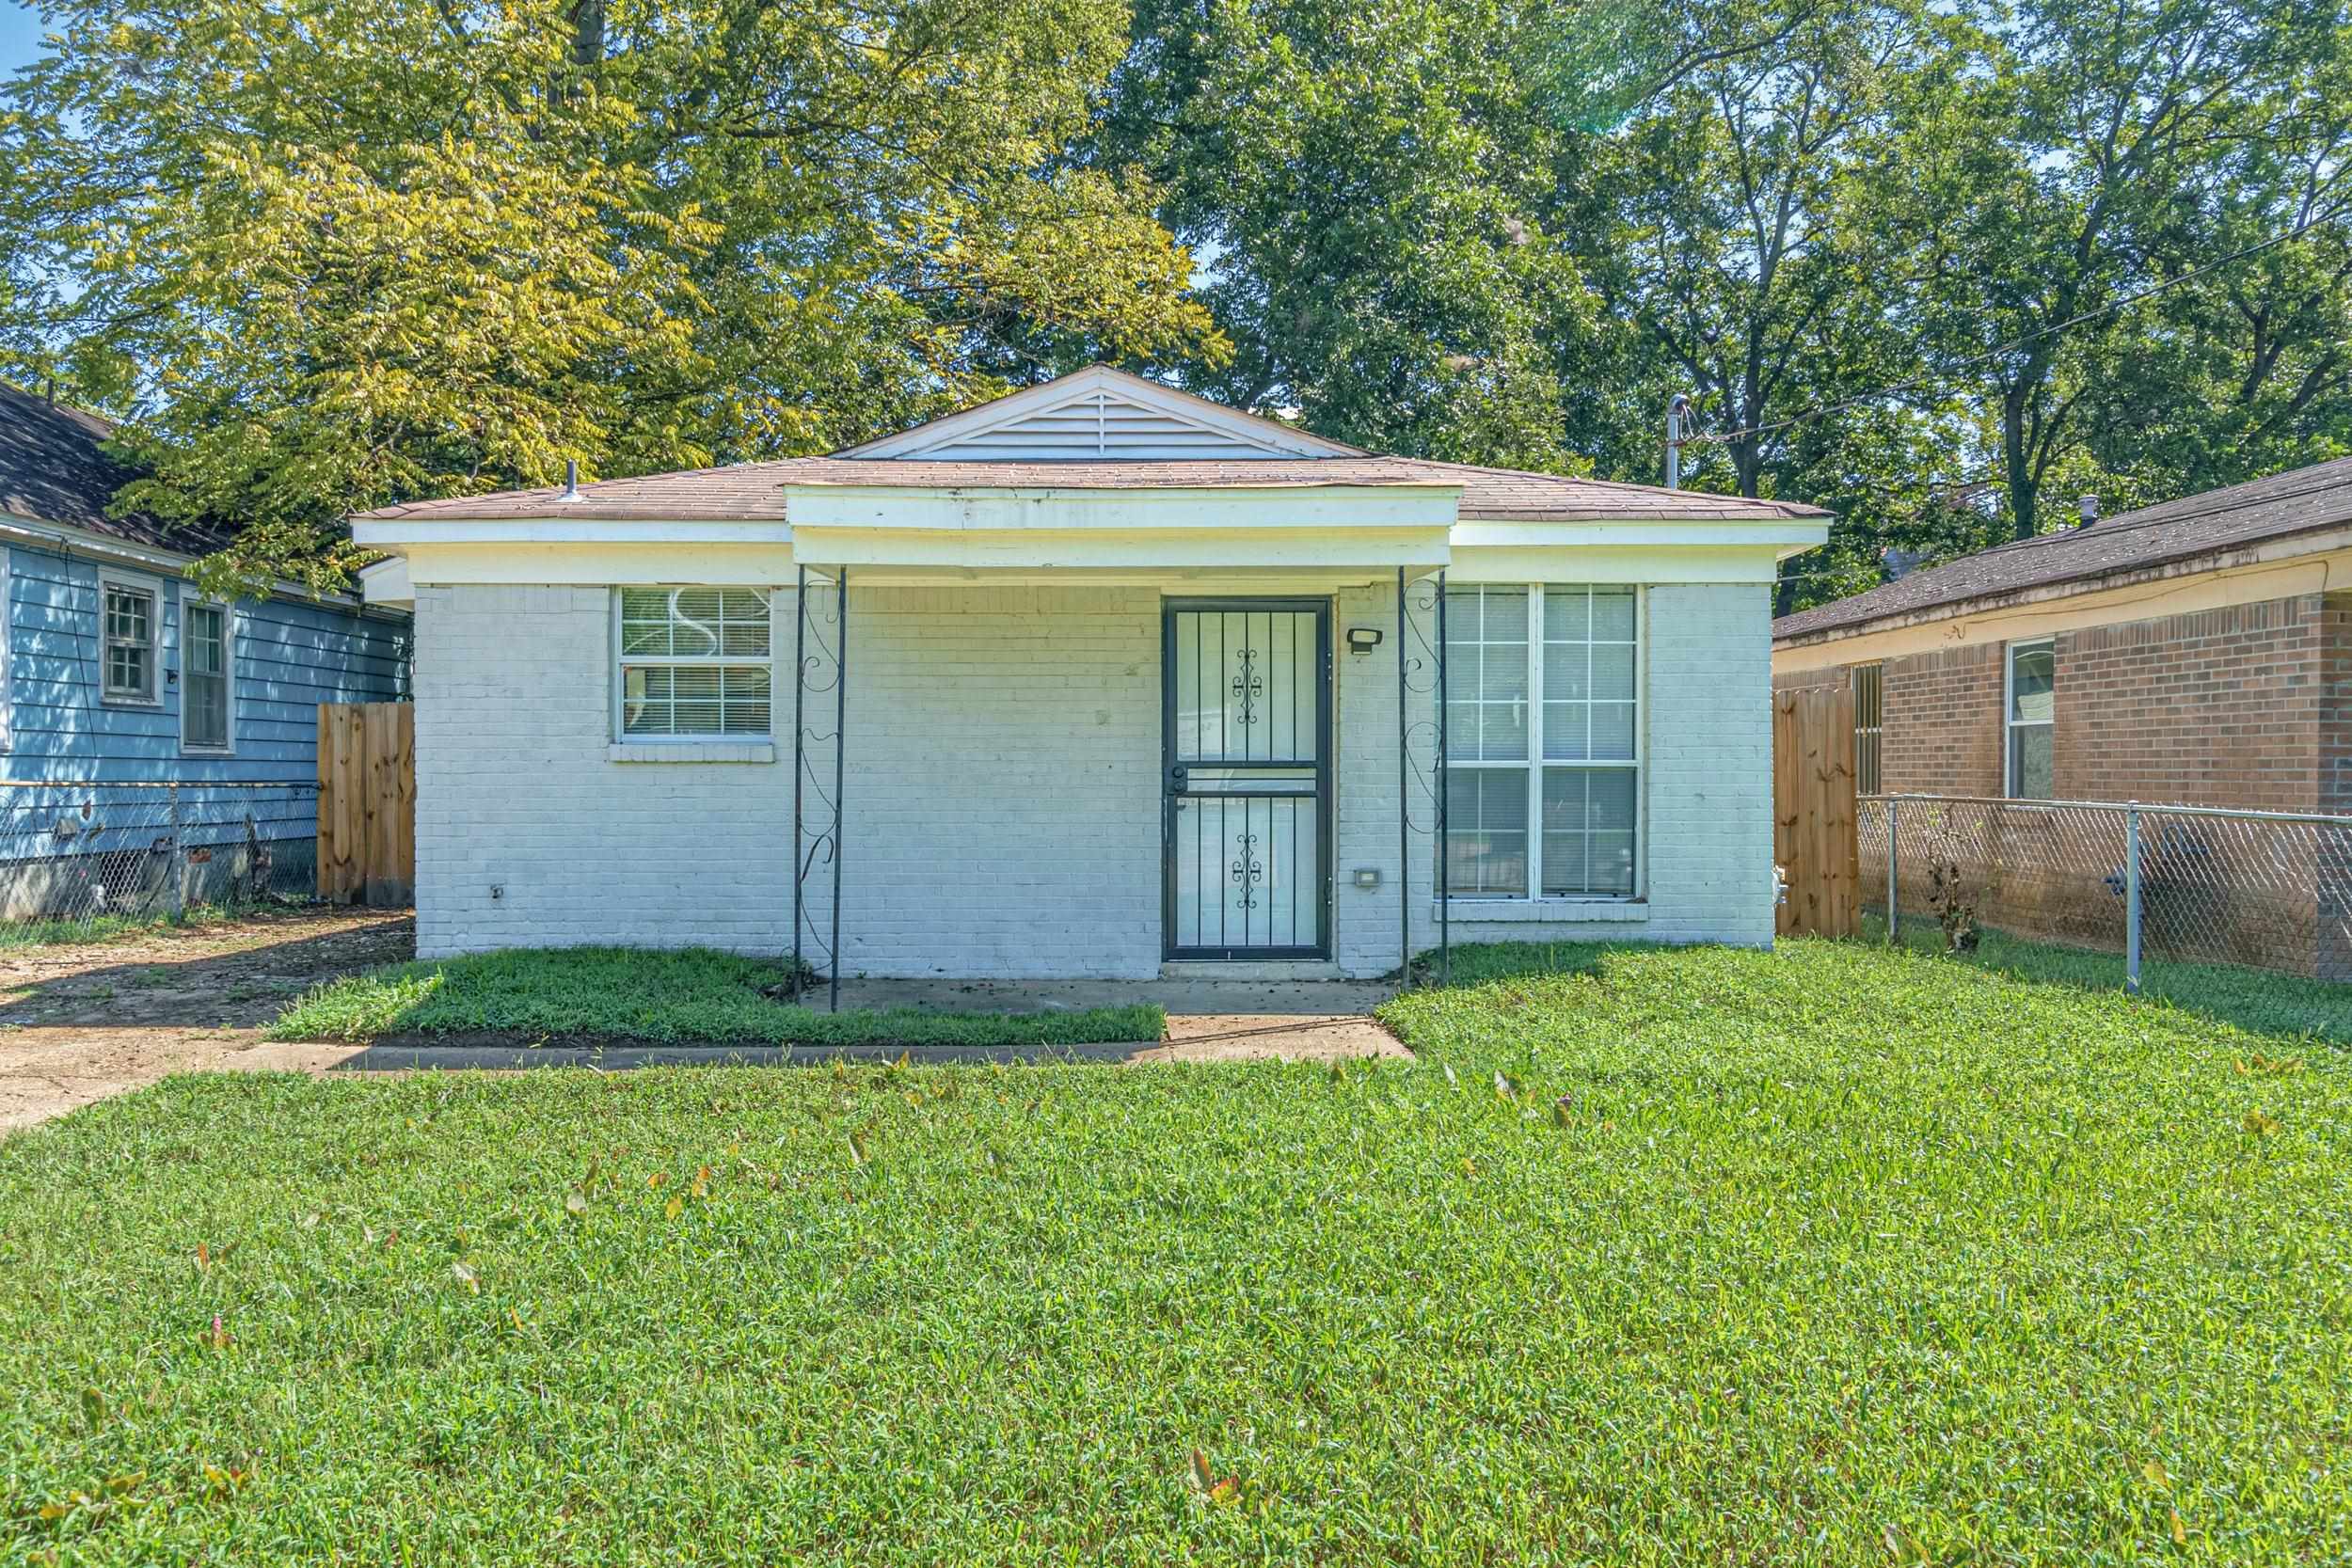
xmin=2243 ymin=1111 xmax=2280 ymax=1136
xmin=452 ymin=1261 xmax=480 ymax=1294
xmin=664 ymin=1195 xmax=684 ymax=1221
xmin=2170 ymin=1507 xmax=2187 ymax=1545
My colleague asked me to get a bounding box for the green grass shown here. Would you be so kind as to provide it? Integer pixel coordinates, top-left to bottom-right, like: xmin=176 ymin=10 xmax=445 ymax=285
xmin=0 ymin=901 xmax=246 ymax=950
xmin=7 ymin=938 xmax=2351 ymax=1561
xmin=1857 ymin=913 xmax=2352 ymax=1044
xmin=270 ymin=944 xmax=1166 ymax=1051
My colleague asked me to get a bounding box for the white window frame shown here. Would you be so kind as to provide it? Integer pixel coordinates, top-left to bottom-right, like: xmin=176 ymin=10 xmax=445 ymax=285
xmin=2004 ymin=638 xmax=2054 ymax=799
xmin=608 ymin=585 xmax=782 ymax=755
xmin=1444 ymin=582 xmax=1644 ymax=903
xmin=97 ymin=568 xmax=164 ymax=708
xmin=179 ymin=595 xmax=237 ymax=754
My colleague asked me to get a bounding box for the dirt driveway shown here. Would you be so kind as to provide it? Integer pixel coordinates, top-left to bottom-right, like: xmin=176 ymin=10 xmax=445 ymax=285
xmin=0 ymin=907 xmax=413 ymax=1133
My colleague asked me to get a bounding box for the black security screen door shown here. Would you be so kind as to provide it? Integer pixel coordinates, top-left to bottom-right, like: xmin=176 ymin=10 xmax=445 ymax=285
xmin=1163 ymin=600 xmax=1333 ymax=959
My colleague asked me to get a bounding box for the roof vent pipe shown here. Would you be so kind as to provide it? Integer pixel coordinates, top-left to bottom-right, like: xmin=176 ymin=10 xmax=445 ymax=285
xmin=1664 ymin=394 xmax=1693 ymax=489
xmin=2077 ymin=493 xmax=2099 ymax=528
xmin=556 ymin=459 xmax=582 ymax=503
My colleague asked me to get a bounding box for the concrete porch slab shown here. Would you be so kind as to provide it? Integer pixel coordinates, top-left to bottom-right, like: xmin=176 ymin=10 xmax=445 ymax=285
xmin=830 ymin=976 xmax=1408 ymax=1064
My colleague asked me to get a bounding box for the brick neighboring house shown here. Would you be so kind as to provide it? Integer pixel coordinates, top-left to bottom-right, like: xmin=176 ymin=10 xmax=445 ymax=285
xmin=1772 ymin=459 xmax=2352 ymax=977
xmin=1772 ymin=459 xmax=2352 ymax=815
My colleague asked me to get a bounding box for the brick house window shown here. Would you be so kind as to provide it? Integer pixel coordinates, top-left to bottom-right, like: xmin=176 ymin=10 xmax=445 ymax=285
xmin=1443 ymin=583 xmax=1639 ymax=899
xmin=2005 ymin=640 xmax=2054 ymax=798
xmin=613 ymin=588 xmax=772 ymax=739
xmin=1851 ymin=663 xmax=1883 ymax=795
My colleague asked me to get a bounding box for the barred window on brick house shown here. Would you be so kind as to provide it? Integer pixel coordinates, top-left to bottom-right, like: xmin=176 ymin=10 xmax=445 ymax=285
xmin=613 ymin=588 xmax=772 ymax=739
xmin=1442 ymin=584 xmax=1639 ymax=899
xmin=1851 ymin=663 xmax=1883 ymax=795
xmin=2006 ymin=640 xmax=2054 ymax=798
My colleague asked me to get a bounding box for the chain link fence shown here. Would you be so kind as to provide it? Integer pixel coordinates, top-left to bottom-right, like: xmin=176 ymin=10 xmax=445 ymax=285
xmin=1861 ymin=794 xmax=2352 ymax=986
xmin=0 ymin=782 xmax=321 ymax=943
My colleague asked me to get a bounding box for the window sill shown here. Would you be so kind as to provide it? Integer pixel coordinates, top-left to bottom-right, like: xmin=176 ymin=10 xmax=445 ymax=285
xmin=1433 ymin=898 xmax=1648 ymax=924
xmin=101 ymin=696 xmax=163 ymax=711
xmin=607 ymin=741 xmax=776 ymax=765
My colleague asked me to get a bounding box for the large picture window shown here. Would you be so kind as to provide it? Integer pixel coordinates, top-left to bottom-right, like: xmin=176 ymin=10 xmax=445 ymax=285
xmin=1443 ymin=583 xmax=1639 ymax=898
xmin=614 ymin=588 xmax=773 ymax=739
xmin=2005 ymin=640 xmax=2054 ymax=798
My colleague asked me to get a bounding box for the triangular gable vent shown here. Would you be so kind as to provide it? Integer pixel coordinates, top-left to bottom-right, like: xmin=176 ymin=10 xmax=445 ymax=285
xmin=838 ymin=366 xmax=1361 ymax=462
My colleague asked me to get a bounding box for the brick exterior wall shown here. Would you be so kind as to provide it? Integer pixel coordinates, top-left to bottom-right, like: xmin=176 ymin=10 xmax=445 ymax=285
xmin=415 ymin=579 xmax=1781 ymax=975
xmin=1774 ymin=590 xmax=2340 ymax=810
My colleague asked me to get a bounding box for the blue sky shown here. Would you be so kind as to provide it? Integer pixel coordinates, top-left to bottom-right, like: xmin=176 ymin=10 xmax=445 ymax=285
xmin=1 ymin=3 xmax=51 ymax=77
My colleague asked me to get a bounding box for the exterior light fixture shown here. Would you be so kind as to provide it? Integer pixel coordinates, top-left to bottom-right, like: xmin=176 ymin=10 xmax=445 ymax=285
xmin=1345 ymin=626 xmax=1384 ymax=655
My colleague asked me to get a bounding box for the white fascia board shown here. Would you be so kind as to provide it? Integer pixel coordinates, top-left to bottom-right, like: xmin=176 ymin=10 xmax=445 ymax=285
xmin=358 ymin=555 xmax=413 ymax=606
xmin=402 ymin=541 xmax=800 ymax=586
xmin=1451 ymin=517 xmax=1829 ymax=551
xmin=353 ymin=517 xmax=794 ymax=546
xmin=789 ymin=524 xmax=1450 ymax=571
xmin=1446 ymin=542 xmax=1793 ymax=584
xmin=780 ymin=483 xmax=1457 ymax=533
xmin=0 ymin=510 xmax=393 ymax=613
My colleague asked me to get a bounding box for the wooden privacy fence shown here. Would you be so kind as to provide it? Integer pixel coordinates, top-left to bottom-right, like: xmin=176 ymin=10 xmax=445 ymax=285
xmin=1773 ymin=686 xmax=1860 ymax=939
xmin=317 ymin=702 xmax=415 ymax=906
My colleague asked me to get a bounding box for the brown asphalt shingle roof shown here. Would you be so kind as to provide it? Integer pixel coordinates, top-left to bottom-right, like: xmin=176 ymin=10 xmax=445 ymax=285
xmin=0 ymin=381 xmax=238 ymax=553
xmin=354 ymin=455 xmax=1829 ymax=525
xmin=1772 ymin=456 xmax=2352 ymax=642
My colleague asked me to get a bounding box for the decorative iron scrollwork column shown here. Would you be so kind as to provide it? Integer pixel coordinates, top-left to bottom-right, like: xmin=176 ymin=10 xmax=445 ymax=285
xmin=791 ymin=566 xmax=848 ymax=1011
xmin=1397 ymin=567 xmax=1449 ymax=987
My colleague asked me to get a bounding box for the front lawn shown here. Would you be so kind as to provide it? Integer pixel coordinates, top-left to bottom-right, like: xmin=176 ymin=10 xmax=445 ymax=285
xmin=6 ymin=939 xmax=2348 ymax=1561
xmin=272 ymin=944 xmax=1165 ymax=1051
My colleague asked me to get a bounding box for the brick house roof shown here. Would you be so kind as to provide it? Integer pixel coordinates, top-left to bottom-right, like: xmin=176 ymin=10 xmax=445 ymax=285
xmin=1774 ymin=455 xmax=2352 ymax=642
xmin=0 ymin=380 xmax=238 ymax=553
xmin=354 ymin=454 xmax=1829 ymax=526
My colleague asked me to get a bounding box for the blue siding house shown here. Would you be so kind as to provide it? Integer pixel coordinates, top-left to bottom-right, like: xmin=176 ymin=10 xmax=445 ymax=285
xmin=0 ymin=380 xmax=409 ymax=916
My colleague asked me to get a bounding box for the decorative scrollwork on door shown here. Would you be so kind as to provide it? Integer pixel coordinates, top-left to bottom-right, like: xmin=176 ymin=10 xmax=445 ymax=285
xmin=1230 ymin=646 xmax=1263 ymax=732
xmin=1229 ymin=832 xmax=1263 ymax=909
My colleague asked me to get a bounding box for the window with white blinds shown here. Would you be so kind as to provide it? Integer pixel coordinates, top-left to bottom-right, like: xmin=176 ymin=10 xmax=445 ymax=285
xmin=614 ymin=588 xmax=773 ymax=739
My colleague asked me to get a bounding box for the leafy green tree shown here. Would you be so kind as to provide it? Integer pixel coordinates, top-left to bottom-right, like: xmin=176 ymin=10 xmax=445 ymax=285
xmin=1871 ymin=0 xmax=2344 ymax=540
xmin=0 ymin=0 xmax=1223 ymax=592
xmin=1103 ymin=0 xmax=1608 ymax=469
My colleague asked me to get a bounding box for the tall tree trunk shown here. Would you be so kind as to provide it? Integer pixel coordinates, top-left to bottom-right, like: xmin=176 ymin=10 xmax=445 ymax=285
xmin=2002 ymin=384 xmax=2039 ymax=540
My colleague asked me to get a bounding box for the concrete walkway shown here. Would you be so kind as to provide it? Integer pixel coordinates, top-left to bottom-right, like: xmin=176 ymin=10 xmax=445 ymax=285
xmin=834 ymin=976 xmax=1407 ymax=1064
xmin=0 ymin=919 xmax=1406 ymax=1132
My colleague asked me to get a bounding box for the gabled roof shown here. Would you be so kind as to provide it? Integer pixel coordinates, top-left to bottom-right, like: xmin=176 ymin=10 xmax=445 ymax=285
xmin=355 ymin=453 xmax=1830 ymax=525
xmin=354 ymin=363 xmax=1829 ymax=527
xmin=837 ymin=365 xmax=1367 ymax=461
xmin=0 ymin=381 xmax=236 ymax=554
xmin=1773 ymin=455 xmax=2352 ymax=642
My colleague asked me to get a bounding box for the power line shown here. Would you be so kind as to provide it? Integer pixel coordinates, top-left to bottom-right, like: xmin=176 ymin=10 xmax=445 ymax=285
xmin=1684 ymin=203 xmax=2350 ymax=449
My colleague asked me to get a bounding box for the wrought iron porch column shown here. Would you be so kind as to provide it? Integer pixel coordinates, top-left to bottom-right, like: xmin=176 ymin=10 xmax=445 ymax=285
xmin=792 ymin=565 xmax=807 ymax=993
xmin=1435 ymin=568 xmax=1449 ymax=988
xmin=1396 ymin=567 xmax=1410 ymax=987
xmin=830 ymin=567 xmax=847 ymax=1013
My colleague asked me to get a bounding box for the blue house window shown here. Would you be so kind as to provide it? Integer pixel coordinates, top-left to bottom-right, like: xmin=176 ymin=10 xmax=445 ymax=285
xmin=183 ymin=601 xmax=233 ymax=752
xmin=101 ymin=575 xmax=160 ymax=705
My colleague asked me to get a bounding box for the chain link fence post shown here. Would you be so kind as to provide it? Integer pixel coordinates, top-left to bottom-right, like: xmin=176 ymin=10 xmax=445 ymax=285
xmin=2123 ymin=803 xmax=2142 ymax=995
xmin=1885 ymin=796 xmax=1899 ymax=944
xmin=165 ymin=783 xmax=184 ymax=921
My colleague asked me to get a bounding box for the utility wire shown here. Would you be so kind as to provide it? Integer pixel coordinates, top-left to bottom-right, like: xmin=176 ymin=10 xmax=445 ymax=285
xmin=1683 ymin=203 xmax=2350 ymax=448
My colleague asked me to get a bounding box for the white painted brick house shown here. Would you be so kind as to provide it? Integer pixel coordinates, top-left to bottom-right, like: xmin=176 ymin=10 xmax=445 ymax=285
xmin=357 ymin=368 xmax=1828 ymax=979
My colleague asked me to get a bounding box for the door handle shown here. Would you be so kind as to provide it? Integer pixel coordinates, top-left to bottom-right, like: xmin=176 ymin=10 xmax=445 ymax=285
xmin=1169 ymin=765 xmax=1187 ymax=789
